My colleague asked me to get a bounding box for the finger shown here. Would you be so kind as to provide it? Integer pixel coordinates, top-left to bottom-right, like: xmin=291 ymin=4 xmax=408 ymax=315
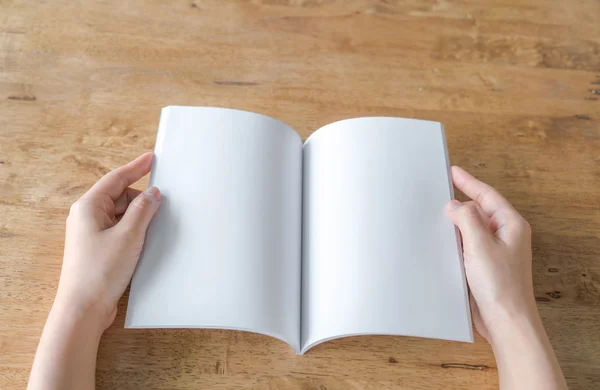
xmin=118 ymin=187 xmax=162 ymax=235
xmin=87 ymin=152 xmax=153 ymax=201
xmin=451 ymin=166 xmax=516 ymax=217
xmin=445 ymin=200 xmax=493 ymax=246
xmin=114 ymin=188 xmax=142 ymax=216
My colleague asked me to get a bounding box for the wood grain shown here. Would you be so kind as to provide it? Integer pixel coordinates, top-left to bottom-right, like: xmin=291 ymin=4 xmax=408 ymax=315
xmin=1 ymin=0 xmax=599 ymax=389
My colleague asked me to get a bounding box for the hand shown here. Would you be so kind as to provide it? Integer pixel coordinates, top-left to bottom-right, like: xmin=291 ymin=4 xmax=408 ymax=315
xmin=55 ymin=152 xmax=162 ymax=330
xmin=445 ymin=166 xmax=535 ymax=341
xmin=445 ymin=166 xmax=567 ymax=390
xmin=28 ymin=153 xmax=161 ymax=390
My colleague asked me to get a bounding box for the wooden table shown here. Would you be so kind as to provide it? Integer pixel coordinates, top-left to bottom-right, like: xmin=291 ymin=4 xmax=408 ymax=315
xmin=1 ymin=0 xmax=599 ymax=389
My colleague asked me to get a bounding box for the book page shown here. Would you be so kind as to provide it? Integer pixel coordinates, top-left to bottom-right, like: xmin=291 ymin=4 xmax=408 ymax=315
xmin=301 ymin=117 xmax=472 ymax=353
xmin=126 ymin=106 xmax=303 ymax=352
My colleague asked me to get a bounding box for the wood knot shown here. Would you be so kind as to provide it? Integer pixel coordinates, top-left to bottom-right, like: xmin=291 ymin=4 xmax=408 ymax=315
xmin=441 ymin=363 xmax=488 ymax=370
xmin=7 ymin=95 xmax=37 ymax=101
xmin=215 ymin=361 xmax=225 ymax=375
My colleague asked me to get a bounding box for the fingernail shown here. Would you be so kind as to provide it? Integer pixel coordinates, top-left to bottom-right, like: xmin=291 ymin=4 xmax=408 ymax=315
xmin=447 ymin=199 xmax=461 ymax=211
xmin=144 ymin=186 xmax=162 ymax=203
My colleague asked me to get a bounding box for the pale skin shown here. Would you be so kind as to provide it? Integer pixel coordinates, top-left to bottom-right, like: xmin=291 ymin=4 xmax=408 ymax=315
xmin=27 ymin=154 xmax=567 ymax=390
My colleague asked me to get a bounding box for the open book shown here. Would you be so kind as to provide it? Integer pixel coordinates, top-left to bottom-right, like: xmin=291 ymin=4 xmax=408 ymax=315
xmin=125 ymin=106 xmax=473 ymax=354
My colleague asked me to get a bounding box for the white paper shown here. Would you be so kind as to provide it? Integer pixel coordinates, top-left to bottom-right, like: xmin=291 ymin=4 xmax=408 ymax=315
xmin=125 ymin=107 xmax=303 ymax=352
xmin=300 ymin=117 xmax=472 ymax=353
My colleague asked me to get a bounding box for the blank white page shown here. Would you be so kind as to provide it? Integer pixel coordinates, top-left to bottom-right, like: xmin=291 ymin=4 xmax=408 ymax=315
xmin=126 ymin=106 xmax=303 ymax=352
xmin=301 ymin=117 xmax=472 ymax=353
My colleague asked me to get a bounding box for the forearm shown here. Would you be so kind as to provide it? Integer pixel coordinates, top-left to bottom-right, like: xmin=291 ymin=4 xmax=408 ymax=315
xmin=28 ymin=301 xmax=104 ymax=390
xmin=488 ymin=303 xmax=567 ymax=390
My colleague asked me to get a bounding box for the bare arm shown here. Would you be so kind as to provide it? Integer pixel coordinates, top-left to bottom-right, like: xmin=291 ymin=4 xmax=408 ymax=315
xmin=446 ymin=166 xmax=567 ymax=390
xmin=27 ymin=159 xmax=567 ymax=389
xmin=28 ymin=153 xmax=161 ymax=390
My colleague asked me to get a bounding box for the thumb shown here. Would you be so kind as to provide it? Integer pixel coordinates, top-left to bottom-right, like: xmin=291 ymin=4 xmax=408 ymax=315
xmin=445 ymin=200 xmax=491 ymax=246
xmin=118 ymin=186 xmax=162 ymax=235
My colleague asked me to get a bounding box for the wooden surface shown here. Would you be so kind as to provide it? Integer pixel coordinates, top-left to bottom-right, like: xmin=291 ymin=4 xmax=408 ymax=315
xmin=1 ymin=0 xmax=599 ymax=389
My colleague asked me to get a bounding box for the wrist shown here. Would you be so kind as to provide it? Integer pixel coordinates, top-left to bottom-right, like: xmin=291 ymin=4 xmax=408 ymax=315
xmin=49 ymin=295 xmax=108 ymax=340
xmin=54 ymin=281 xmax=117 ymax=329
xmin=483 ymin=298 xmax=543 ymax=347
xmin=481 ymin=299 xmax=567 ymax=390
xmin=29 ymin=294 xmax=105 ymax=390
